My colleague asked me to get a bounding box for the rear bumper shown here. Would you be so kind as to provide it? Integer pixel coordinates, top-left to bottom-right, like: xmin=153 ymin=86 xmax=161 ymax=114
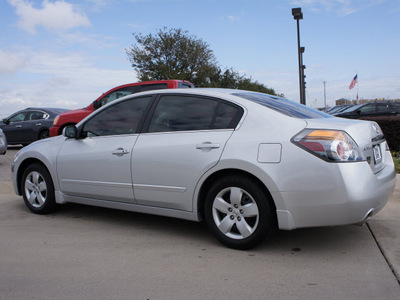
xmin=275 ymin=151 xmax=396 ymax=230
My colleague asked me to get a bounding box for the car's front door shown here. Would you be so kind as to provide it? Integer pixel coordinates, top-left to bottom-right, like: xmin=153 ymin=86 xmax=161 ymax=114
xmin=56 ymin=96 xmax=152 ymax=203
xmin=2 ymin=112 xmax=31 ymax=144
xmin=132 ymin=94 xmax=243 ymax=211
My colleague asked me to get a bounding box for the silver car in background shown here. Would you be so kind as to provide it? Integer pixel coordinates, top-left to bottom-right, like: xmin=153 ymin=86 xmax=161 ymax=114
xmin=11 ymin=89 xmax=396 ymax=249
xmin=0 ymin=128 xmax=7 ymax=155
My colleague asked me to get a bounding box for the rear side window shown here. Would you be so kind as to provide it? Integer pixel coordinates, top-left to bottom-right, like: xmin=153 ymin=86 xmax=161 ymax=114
xmin=178 ymin=82 xmax=194 ymax=88
xmin=233 ymin=91 xmax=331 ymax=119
xmin=148 ymin=95 xmax=242 ymax=133
xmin=28 ymin=111 xmax=48 ymax=120
xmin=214 ymin=102 xmax=241 ymax=129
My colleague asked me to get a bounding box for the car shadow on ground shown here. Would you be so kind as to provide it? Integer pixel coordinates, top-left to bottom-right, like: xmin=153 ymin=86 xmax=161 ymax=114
xmin=14 ymin=200 xmax=368 ymax=254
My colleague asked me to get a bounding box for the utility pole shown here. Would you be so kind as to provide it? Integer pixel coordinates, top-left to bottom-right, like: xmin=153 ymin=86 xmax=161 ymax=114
xmin=292 ymin=7 xmax=306 ymax=105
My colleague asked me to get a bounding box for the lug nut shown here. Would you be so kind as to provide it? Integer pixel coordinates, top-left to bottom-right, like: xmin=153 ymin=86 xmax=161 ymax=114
xmin=230 ymin=215 xmax=235 ymax=220
xmin=237 ymin=216 xmax=242 ymax=221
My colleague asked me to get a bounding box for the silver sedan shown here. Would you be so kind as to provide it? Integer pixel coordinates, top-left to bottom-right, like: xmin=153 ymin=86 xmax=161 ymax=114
xmin=11 ymin=89 xmax=396 ymax=249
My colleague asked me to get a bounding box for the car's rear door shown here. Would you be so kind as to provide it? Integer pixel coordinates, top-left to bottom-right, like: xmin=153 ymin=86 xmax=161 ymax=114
xmin=131 ymin=94 xmax=243 ymax=211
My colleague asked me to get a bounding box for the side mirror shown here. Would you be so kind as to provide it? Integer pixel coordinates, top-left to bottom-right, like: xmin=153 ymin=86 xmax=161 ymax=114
xmin=2 ymin=118 xmax=9 ymax=125
xmin=92 ymin=100 xmax=101 ymax=110
xmin=63 ymin=125 xmax=78 ymax=139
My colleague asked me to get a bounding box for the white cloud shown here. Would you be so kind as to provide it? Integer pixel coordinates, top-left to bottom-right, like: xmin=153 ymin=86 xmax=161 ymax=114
xmin=8 ymin=0 xmax=91 ymax=34
xmin=0 ymin=51 xmax=137 ymax=115
xmin=0 ymin=50 xmax=27 ymax=74
xmin=227 ymin=15 xmax=240 ymax=22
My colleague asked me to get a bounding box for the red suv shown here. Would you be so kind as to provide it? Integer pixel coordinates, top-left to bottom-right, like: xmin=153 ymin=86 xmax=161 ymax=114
xmin=50 ymin=80 xmax=194 ymax=136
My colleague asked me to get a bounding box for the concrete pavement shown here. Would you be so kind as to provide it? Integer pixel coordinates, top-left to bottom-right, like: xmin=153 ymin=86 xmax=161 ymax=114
xmin=368 ymin=174 xmax=400 ymax=282
xmin=0 ymin=147 xmax=399 ymax=299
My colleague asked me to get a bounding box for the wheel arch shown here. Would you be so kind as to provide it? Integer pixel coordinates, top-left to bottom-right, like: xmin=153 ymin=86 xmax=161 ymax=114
xmin=15 ymin=158 xmax=51 ymax=195
xmin=196 ymin=168 xmax=277 ymax=221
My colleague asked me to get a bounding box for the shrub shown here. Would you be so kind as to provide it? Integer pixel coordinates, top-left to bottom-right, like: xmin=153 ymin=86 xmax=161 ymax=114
xmin=360 ymin=115 xmax=400 ymax=152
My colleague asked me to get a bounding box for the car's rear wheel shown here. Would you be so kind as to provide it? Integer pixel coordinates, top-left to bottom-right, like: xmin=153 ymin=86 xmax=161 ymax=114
xmin=204 ymin=175 xmax=276 ymax=250
xmin=21 ymin=163 xmax=56 ymax=214
xmin=39 ymin=130 xmax=49 ymax=140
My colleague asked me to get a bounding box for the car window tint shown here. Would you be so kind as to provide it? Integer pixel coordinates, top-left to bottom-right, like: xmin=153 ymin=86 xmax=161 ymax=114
xmin=140 ymin=83 xmax=168 ymax=92
xmin=233 ymin=91 xmax=331 ymax=119
xmin=375 ymin=103 xmax=392 ymax=113
xmin=214 ymin=102 xmax=242 ymax=129
xmin=9 ymin=112 xmax=26 ymax=122
xmin=358 ymin=104 xmax=375 ymax=114
xmin=28 ymin=111 xmax=48 ymax=120
xmin=178 ymin=82 xmax=194 ymax=88
xmin=99 ymin=84 xmax=168 ymax=106
xmin=83 ymin=97 xmax=151 ymax=137
xmin=149 ymin=96 xmax=218 ymax=132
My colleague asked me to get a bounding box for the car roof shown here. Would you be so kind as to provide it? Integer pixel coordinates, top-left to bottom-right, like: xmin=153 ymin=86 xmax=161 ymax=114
xmin=121 ymin=88 xmax=330 ymax=120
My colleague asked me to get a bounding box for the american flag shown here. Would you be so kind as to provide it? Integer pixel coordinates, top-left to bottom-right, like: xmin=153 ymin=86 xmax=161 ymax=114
xmin=349 ymin=74 xmax=358 ymax=90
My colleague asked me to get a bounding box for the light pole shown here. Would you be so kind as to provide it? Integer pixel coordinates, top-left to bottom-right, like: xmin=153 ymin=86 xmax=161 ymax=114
xmin=292 ymin=7 xmax=306 ymax=105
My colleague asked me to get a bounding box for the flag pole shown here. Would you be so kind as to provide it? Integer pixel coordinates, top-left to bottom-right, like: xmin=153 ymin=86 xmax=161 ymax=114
xmin=356 ymin=72 xmax=359 ymax=104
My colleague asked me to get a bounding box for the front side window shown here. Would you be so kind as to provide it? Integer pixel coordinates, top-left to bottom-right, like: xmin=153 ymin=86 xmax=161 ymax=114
xmin=83 ymin=97 xmax=151 ymax=137
xmin=9 ymin=112 xmax=27 ymax=122
xmin=358 ymin=104 xmax=375 ymax=115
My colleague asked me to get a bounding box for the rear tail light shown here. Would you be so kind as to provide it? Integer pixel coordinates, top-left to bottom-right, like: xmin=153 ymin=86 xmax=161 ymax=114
xmin=292 ymin=129 xmax=365 ymax=162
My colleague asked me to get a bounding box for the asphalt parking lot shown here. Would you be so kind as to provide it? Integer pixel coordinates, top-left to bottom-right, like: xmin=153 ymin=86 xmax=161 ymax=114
xmin=1 ymin=147 xmax=399 ymax=299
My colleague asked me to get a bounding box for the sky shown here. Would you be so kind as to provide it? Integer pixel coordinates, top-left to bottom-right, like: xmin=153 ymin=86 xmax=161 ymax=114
xmin=1 ymin=0 xmax=399 ymax=116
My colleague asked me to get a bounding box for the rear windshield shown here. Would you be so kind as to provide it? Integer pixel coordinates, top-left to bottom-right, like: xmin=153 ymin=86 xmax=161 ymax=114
xmin=232 ymin=92 xmax=331 ymax=119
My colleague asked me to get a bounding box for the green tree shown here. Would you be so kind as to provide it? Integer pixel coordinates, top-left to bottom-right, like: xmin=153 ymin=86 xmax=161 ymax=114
xmin=126 ymin=27 xmax=281 ymax=95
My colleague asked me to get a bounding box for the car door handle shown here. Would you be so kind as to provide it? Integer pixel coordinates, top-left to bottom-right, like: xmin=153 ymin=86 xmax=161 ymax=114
xmin=16 ymin=125 xmax=22 ymax=128
xmin=196 ymin=142 xmax=220 ymax=150
xmin=35 ymin=123 xmax=42 ymax=126
xmin=112 ymin=148 xmax=130 ymax=156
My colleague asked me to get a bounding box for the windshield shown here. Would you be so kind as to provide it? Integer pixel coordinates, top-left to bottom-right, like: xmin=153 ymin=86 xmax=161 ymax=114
xmin=232 ymin=91 xmax=331 ymax=119
xmin=338 ymin=104 xmax=364 ymax=113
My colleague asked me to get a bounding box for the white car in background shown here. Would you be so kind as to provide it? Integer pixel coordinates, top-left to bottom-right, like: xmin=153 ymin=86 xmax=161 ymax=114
xmin=0 ymin=128 xmax=7 ymax=155
xmin=11 ymin=89 xmax=396 ymax=249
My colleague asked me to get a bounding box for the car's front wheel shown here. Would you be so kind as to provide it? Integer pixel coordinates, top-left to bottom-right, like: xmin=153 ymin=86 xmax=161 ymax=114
xmin=21 ymin=163 xmax=56 ymax=214
xmin=204 ymin=175 xmax=276 ymax=250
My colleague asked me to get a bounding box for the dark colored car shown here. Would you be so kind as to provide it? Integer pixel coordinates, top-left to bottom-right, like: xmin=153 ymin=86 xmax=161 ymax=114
xmin=325 ymin=104 xmax=353 ymax=115
xmin=1 ymin=108 xmax=68 ymax=146
xmin=335 ymin=101 xmax=400 ymax=118
xmin=50 ymin=80 xmax=194 ymax=136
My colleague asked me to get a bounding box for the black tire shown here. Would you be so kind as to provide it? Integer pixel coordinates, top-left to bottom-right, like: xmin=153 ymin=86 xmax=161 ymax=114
xmin=204 ymin=175 xmax=276 ymax=250
xmin=21 ymin=163 xmax=56 ymax=214
xmin=39 ymin=130 xmax=49 ymax=140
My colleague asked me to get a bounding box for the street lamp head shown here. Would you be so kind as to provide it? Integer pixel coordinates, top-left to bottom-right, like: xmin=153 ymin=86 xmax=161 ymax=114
xmin=292 ymin=7 xmax=303 ymax=20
